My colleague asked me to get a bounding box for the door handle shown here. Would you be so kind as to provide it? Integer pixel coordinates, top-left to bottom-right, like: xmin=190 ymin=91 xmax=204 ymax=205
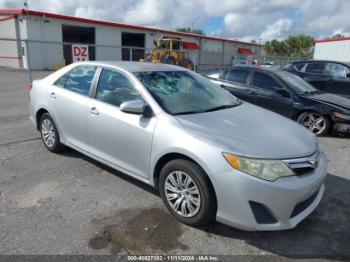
xmin=88 ymin=106 xmax=99 ymax=115
xmin=249 ymin=91 xmax=258 ymax=95
xmin=50 ymin=92 xmax=56 ymax=99
xmin=220 ymin=84 xmax=227 ymax=88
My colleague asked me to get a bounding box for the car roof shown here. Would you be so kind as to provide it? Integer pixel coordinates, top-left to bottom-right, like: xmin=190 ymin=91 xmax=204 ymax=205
xmin=291 ymin=60 xmax=350 ymax=66
xmin=232 ymin=65 xmax=282 ymax=73
xmin=68 ymin=61 xmax=187 ymax=72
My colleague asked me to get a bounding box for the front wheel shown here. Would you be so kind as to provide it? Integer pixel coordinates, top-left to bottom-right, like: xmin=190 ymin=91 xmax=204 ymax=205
xmin=178 ymin=58 xmax=194 ymax=70
xmin=159 ymin=159 xmax=216 ymax=226
xmin=297 ymin=111 xmax=330 ymax=136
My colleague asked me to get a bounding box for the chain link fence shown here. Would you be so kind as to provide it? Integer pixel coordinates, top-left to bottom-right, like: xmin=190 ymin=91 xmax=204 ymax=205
xmin=0 ymin=38 xmax=309 ymax=94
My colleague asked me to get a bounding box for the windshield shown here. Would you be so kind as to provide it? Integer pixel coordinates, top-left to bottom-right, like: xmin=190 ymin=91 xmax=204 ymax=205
xmin=134 ymin=70 xmax=241 ymax=115
xmin=277 ymin=71 xmax=320 ymax=94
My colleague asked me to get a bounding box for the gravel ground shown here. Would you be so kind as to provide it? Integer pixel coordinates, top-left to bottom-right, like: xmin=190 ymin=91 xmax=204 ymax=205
xmin=0 ymin=70 xmax=349 ymax=259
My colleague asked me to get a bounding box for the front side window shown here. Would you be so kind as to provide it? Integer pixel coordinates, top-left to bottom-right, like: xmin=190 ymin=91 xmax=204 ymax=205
xmin=227 ymin=70 xmax=249 ymax=84
xmin=251 ymin=72 xmax=281 ymax=90
xmin=324 ymin=63 xmax=350 ymax=78
xmin=172 ymin=41 xmax=180 ymax=51
xmin=96 ymin=68 xmax=143 ymax=107
xmin=134 ymin=70 xmax=240 ymax=115
xmin=305 ymin=63 xmax=325 ymax=74
xmin=65 ymin=66 xmax=97 ymax=96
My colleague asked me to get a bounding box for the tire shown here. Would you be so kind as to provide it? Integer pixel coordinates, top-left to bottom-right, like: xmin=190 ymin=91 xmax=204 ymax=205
xmin=160 ymin=55 xmax=176 ymax=65
xmin=159 ymin=159 xmax=216 ymax=226
xmin=297 ymin=111 xmax=330 ymax=136
xmin=39 ymin=113 xmax=65 ymax=153
xmin=178 ymin=58 xmax=194 ymax=70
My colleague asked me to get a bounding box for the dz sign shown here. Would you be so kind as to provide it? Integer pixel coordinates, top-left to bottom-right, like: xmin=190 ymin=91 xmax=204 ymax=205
xmin=72 ymin=44 xmax=89 ymax=62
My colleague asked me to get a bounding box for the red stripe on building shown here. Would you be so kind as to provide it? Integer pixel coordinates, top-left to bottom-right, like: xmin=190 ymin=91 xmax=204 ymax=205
xmin=315 ymin=37 xmax=350 ymax=43
xmin=0 ymin=15 xmax=15 ymax=22
xmin=0 ymin=56 xmax=21 ymax=59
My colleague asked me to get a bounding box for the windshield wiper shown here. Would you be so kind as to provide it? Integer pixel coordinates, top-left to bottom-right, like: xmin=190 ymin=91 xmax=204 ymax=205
xmin=204 ymin=104 xmax=237 ymax=112
xmin=300 ymin=90 xmax=323 ymax=95
xmin=173 ymin=104 xmax=238 ymax=115
xmin=173 ymin=110 xmax=206 ymax=115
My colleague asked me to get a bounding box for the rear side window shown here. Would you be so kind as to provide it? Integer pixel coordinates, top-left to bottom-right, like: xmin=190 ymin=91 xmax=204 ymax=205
xmin=53 ymin=73 xmax=68 ymax=88
xmin=227 ymin=70 xmax=249 ymax=84
xmin=252 ymin=72 xmax=281 ymax=90
xmin=305 ymin=63 xmax=325 ymax=74
xmin=65 ymin=66 xmax=97 ymax=96
xmin=219 ymin=70 xmax=229 ymax=80
xmin=96 ymin=68 xmax=143 ymax=107
xmin=294 ymin=63 xmax=305 ymax=71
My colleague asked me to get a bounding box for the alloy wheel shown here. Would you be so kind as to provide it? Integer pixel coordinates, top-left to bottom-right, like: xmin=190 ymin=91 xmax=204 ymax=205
xmin=164 ymin=171 xmax=201 ymax=218
xmin=41 ymin=118 xmax=56 ymax=147
xmin=300 ymin=113 xmax=327 ymax=135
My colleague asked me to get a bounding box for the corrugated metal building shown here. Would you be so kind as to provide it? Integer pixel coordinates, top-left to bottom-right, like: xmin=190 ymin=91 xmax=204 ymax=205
xmin=0 ymin=8 xmax=263 ymax=70
xmin=314 ymin=37 xmax=350 ymax=62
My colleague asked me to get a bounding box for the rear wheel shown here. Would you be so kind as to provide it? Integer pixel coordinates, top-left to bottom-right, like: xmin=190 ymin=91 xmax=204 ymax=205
xmin=297 ymin=111 xmax=330 ymax=136
xmin=40 ymin=113 xmax=65 ymax=153
xmin=159 ymin=159 xmax=216 ymax=226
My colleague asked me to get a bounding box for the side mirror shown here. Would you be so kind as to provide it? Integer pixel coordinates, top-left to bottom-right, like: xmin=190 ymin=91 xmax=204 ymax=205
xmin=275 ymin=88 xmax=290 ymax=97
xmin=120 ymin=100 xmax=153 ymax=117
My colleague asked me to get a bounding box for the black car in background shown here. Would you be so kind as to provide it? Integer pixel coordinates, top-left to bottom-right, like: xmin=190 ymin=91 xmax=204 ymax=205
xmin=283 ymin=60 xmax=350 ymax=98
xmin=206 ymin=66 xmax=350 ymax=136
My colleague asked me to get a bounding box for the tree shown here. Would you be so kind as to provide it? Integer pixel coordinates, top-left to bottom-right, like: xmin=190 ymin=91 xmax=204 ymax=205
xmin=263 ymin=34 xmax=314 ymax=57
xmin=176 ymin=27 xmax=206 ymax=35
xmin=331 ymin=33 xmax=345 ymax=39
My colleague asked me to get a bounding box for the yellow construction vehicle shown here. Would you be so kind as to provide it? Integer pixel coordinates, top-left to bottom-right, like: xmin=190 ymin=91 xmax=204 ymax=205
xmin=143 ymin=36 xmax=194 ymax=70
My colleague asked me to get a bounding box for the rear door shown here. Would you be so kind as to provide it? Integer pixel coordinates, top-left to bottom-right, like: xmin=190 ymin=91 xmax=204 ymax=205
xmin=49 ymin=65 xmax=98 ymax=152
xmin=250 ymin=71 xmax=294 ymax=116
xmin=220 ymin=69 xmax=256 ymax=103
xmin=301 ymin=62 xmax=329 ymax=90
xmin=324 ymin=62 xmax=350 ymax=98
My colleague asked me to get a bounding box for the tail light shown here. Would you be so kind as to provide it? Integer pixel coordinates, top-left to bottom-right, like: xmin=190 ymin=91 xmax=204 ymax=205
xmin=29 ymin=83 xmax=33 ymax=92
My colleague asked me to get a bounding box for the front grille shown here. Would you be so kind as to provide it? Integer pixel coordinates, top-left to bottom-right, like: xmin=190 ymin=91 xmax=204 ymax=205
xmin=284 ymin=152 xmax=319 ymax=176
xmin=290 ymin=190 xmax=319 ymax=218
xmin=249 ymin=201 xmax=277 ymax=224
xmin=292 ymin=167 xmax=314 ymax=176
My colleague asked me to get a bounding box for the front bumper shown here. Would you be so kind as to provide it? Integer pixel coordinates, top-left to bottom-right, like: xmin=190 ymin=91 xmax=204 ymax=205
xmin=333 ymin=122 xmax=350 ymax=134
xmin=211 ymin=152 xmax=327 ymax=231
xmin=28 ymin=101 xmax=36 ymax=128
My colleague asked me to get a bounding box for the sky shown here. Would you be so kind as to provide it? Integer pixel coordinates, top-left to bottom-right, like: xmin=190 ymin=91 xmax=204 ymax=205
xmin=1 ymin=0 xmax=349 ymax=42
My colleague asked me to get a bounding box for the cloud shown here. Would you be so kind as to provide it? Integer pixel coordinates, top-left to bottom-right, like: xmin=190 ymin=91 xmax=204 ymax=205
xmin=1 ymin=0 xmax=349 ymax=41
xmin=260 ymin=18 xmax=293 ymax=41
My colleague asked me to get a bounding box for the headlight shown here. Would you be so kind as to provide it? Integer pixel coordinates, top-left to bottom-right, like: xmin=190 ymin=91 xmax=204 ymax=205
xmin=334 ymin=112 xmax=350 ymax=121
xmin=223 ymin=153 xmax=294 ymax=181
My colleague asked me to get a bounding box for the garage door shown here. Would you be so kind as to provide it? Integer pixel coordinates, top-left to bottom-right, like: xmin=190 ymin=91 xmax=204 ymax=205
xmin=62 ymin=25 xmax=96 ymax=64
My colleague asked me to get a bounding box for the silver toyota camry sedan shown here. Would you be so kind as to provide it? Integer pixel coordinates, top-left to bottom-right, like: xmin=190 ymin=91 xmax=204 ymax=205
xmin=29 ymin=61 xmax=327 ymax=231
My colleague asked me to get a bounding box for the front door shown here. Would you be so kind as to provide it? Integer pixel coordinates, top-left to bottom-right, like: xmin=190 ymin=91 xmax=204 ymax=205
xmin=87 ymin=68 xmax=157 ymax=178
xmin=250 ymin=71 xmax=294 ymax=117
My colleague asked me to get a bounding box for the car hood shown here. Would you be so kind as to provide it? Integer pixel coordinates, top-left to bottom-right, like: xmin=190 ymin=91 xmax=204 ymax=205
xmin=175 ymin=103 xmax=316 ymax=159
xmin=305 ymin=93 xmax=350 ymax=110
